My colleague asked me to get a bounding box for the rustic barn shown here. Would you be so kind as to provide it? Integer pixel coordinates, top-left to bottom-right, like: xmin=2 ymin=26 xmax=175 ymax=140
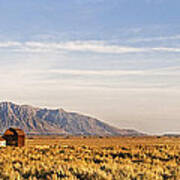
xmin=3 ymin=128 xmax=25 ymax=147
xmin=0 ymin=137 xmax=6 ymax=147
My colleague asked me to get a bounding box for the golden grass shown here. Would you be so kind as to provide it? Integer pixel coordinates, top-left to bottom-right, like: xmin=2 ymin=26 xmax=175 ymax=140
xmin=0 ymin=136 xmax=180 ymax=179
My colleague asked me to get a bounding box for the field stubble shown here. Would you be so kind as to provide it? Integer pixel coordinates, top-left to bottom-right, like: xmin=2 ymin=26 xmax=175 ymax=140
xmin=0 ymin=136 xmax=180 ymax=180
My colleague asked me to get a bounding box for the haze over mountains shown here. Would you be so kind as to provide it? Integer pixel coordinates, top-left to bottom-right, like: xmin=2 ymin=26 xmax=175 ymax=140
xmin=0 ymin=102 xmax=141 ymax=136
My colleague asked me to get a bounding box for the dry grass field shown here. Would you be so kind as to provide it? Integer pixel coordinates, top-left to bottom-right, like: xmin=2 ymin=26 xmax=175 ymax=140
xmin=0 ymin=136 xmax=180 ymax=180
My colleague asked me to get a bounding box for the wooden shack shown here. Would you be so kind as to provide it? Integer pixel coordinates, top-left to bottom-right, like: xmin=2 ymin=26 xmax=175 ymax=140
xmin=3 ymin=128 xmax=25 ymax=147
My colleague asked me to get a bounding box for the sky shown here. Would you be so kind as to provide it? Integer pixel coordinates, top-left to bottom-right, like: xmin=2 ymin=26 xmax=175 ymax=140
xmin=0 ymin=0 xmax=180 ymax=134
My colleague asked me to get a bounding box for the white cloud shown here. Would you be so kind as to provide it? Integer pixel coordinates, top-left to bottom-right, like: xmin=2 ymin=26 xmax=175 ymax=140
xmin=48 ymin=69 xmax=144 ymax=76
xmin=152 ymin=47 xmax=180 ymax=52
xmin=24 ymin=41 xmax=147 ymax=54
xmin=129 ymin=35 xmax=180 ymax=43
xmin=0 ymin=41 xmax=22 ymax=48
xmin=0 ymin=67 xmax=179 ymax=91
xmin=1 ymin=40 xmax=180 ymax=54
xmin=0 ymin=40 xmax=148 ymax=54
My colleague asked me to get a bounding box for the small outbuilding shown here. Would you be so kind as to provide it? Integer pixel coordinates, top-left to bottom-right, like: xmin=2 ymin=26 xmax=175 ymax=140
xmin=0 ymin=137 xmax=6 ymax=147
xmin=3 ymin=128 xmax=25 ymax=147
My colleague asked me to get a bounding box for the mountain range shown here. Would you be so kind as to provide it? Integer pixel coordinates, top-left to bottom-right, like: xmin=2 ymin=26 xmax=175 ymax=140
xmin=0 ymin=102 xmax=142 ymax=136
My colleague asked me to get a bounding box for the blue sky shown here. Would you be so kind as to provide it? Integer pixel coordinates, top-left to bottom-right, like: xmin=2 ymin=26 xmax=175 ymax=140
xmin=0 ymin=0 xmax=180 ymax=134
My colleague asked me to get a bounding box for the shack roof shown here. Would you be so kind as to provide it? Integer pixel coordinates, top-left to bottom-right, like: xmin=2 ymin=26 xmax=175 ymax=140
xmin=4 ymin=128 xmax=25 ymax=136
xmin=0 ymin=137 xmax=5 ymax=141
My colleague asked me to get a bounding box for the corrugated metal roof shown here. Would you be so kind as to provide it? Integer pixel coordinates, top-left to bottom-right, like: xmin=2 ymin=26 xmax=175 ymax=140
xmin=4 ymin=129 xmax=14 ymax=135
xmin=12 ymin=128 xmax=25 ymax=136
xmin=4 ymin=128 xmax=25 ymax=136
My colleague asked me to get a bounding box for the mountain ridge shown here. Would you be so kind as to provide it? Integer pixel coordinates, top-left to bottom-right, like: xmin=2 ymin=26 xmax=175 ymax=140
xmin=0 ymin=102 xmax=142 ymax=136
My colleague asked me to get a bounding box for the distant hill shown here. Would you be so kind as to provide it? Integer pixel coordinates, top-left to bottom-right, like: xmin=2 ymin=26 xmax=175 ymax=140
xmin=163 ymin=134 xmax=180 ymax=137
xmin=0 ymin=102 xmax=142 ymax=136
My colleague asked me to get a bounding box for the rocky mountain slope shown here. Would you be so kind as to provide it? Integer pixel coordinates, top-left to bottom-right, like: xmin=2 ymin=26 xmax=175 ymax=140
xmin=0 ymin=102 xmax=141 ymax=136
